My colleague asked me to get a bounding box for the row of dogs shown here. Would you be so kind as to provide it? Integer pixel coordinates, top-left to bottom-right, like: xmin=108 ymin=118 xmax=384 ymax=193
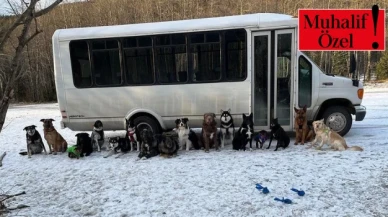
xmin=21 ymin=107 xmax=363 ymax=159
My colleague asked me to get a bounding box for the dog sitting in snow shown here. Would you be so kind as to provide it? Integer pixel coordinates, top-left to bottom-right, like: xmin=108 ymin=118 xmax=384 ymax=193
xmin=174 ymin=118 xmax=200 ymax=151
xmin=40 ymin=118 xmax=68 ymax=154
xmin=104 ymin=137 xmax=130 ymax=158
xmin=126 ymin=118 xmax=140 ymax=152
xmin=218 ymin=109 xmax=235 ymax=148
xmin=311 ymin=119 xmax=363 ymax=151
xmin=232 ymin=113 xmax=254 ymax=151
xmin=254 ymin=130 xmax=270 ymax=149
xmin=201 ymin=113 xmax=218 ymax=152
xmin=267 ymin=118 xmax=290 ymax=151
xmin=75 ymin=133 xmax=93 ymax=157
xmin=138 ymin=129 xmax=159 ymax=160
xmin=156 ymin=131 xmax=179 ymax=158
xmin=91 ymin=120 xmax=104 ymax=152
xmin=22 ymin=125 xmax=47 ymax=158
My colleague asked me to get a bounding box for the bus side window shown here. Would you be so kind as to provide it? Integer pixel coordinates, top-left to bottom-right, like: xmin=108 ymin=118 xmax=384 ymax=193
xmin=155 ymin=34 xmax=188 ymax=84
xmin=123 ymin=36 xmax=154 ymax=85
xmin=225 ymin=29 xmax=247 ymax=81
xmin=298 ymin=56 xmax=312 ymax=107
xmin=190 ymin=32 xmax=221 ymax=82
xmin=69 ymin=40 xmax=92 ymax=88
xmin=91 ymin=40 xmax=122 ymax=86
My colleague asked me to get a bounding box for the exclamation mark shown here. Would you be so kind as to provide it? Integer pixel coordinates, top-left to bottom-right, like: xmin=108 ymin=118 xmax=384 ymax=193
xmin=372 ymin=4 xmax=379 ymax=49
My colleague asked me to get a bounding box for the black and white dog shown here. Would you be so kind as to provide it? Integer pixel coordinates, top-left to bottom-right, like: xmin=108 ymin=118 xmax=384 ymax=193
xmin=218 ymin=109 xmax=235 ymax=148
xmin=104 ymin=137 xmax=130 ymax=158
xmin=22 ymin=125 xmax=47 ymax=158
xmin=174 ymin=118 xmax=200 ymax=151
xmin=232 ymin=113 xmax=254 ymax=151
xmin=126 ymin=119 xmax=140 ymax=152
xmin=138 ymin=129 xmax=159 ymax=160
xmin=91 ymin=120 xmax=104 ymax=152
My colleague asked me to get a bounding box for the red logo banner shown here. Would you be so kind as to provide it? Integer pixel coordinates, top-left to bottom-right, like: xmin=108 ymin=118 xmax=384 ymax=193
xmin=298 ymin=5 xmax=385 ymax=51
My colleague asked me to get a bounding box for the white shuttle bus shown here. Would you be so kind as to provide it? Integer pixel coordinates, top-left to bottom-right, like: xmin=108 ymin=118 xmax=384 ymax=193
xmin=52 ymin=13 xmax=366 ymax=136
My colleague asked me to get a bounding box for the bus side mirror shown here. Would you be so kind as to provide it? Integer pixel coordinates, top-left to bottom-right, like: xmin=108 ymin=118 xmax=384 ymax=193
xmin=349 ymin=53 xmax=356 ymax=74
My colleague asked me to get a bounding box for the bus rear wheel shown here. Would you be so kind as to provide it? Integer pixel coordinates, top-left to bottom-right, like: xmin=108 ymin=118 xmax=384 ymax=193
xmin=322 ymin=106 xmax=352 ymax=137
xmin=133 ymin=116 xmax=161 ymax=135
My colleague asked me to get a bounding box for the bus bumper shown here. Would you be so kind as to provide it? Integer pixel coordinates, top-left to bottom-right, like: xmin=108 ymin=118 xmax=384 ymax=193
xmin=355 ymin=105 xmax=366 ymax=121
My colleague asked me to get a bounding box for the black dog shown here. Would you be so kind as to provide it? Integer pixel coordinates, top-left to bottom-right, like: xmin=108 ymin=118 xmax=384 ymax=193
xmin=232 ymin=127 xmax=249 ymax=151
xmin=156 ymin=131 xmax=179 ymax=158
xmin=232 ymin=113 xmax=254 ymax=151
xmin=218 ymin=109 xmax=235 ymax=148
xmin=267 ymin=118 xmax=290 ymax=151
xmin=22 ymin=125 xmax=47 ymax=158
xmin=254 ymin=130 xmax=270 ymax=149
xmin=91 ymin=120 xmax=104 ymax=152
xmin=75 ymin=133 xmax=93 ymax=157
xmin=104 ymin=137 xmax=130 ymax=158
xmin=138 ymin=129 xmax=159 ymax=160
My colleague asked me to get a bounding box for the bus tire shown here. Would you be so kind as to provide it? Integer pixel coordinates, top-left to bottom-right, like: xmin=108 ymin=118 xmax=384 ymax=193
xmin=133 ymin=116 xmax=161 ymax=135
xmin=322 ymin=106 xmax=352 ymax=136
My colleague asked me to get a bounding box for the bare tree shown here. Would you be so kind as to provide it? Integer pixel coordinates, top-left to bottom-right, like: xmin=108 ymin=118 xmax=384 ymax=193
xmin=0 ymin=0 xmax=63 ymax=133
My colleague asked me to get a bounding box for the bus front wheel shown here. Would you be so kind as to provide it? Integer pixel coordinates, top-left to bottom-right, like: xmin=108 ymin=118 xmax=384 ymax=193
xmin=133 ymin=116 xmax=161 ymax=135
xmin=322 ymin=106 xmax=352 ymax=136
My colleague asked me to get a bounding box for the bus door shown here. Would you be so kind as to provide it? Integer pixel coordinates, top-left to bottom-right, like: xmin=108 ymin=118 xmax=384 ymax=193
xmin=252 ymin=29 xmax=295 ymax=131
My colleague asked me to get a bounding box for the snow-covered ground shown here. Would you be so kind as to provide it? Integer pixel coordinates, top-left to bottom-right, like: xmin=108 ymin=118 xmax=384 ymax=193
xmin=1 ymin=86 xmax=388 ymax=217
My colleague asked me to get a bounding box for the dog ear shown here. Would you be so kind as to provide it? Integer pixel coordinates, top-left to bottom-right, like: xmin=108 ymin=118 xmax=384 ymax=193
xmin=183 ymin=118 xmax=189 ymax=122
xmin=320 ymin=118 xmax=324 ymax=122
xmin=242 ymin=113 xmax=247 ymax=119
xmin=32 ymin=125 xmax=37 ymax=128
xmin=212 ymin=113 xmax=216 ymax=119
xmin=75 ymin=133 xmax=79 ymax=137
xmin=294 ymin=107 xmax=298 ymax=113
xmin=23 ymin=126 xmax=27 ymax=131
xmin=50 ymin=119 xmax=55 ymax=121
xmin=228 ymin=108 xmax=231 ymax=113
xmin=40 ymin=119 xmax=45 ymax=122
xmin=175 ymin=119 xmax=180 ymax=125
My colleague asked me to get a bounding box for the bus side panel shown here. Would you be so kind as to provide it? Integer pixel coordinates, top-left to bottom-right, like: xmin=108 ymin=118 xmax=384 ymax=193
xmin=64 ymin=82 xmax=250 ymax=131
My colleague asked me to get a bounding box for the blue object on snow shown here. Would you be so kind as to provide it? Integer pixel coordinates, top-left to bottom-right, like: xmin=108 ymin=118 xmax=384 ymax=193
xmin=262 ymin=187 xmax=270 ymax=194
xmin=255 ymin=183 xmax=264 ymax=190
xmin=274 ymin=197 xmax=292 ymax=204
xmin=291 ymin=188 xmax=305 ymax=196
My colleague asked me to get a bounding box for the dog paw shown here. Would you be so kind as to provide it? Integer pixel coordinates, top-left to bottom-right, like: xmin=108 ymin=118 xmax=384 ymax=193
xmin=294 ymin=142 xmax=298 ymax=145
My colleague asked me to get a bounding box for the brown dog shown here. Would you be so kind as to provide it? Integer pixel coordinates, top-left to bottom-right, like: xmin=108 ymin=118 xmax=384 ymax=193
xmin=201 ymin=113 xmax=218 ymax=152
xmin=294 ymin=106 xmax=314 ymax=145
xmin=40 ymin=119 xmax=68 ymax=155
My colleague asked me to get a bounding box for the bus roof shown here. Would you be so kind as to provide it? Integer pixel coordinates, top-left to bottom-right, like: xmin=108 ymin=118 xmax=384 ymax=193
xmin=54 ymin=13 xmax=298 ymax=41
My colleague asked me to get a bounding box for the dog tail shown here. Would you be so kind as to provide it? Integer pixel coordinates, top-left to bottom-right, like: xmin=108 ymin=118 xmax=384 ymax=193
xmin=347 ymin=146 xmax=364 ymax=151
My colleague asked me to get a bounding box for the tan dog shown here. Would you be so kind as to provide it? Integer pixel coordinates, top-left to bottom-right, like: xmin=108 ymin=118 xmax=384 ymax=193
xmin=294 ymin=106 xmax=313 ymax=145
xmin=201 ymin=113 xmax=218 ymax=152
xmin=40 ymin=119 xmax=68 ymax=154
xmin=311 ymin=119 xmax=363 ymax=151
